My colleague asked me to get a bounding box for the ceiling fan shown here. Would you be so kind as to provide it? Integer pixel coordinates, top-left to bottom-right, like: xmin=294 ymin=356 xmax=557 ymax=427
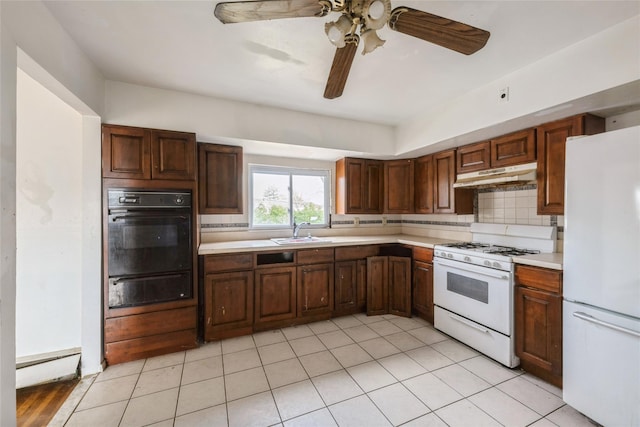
xmin=214 ymin=0 xmax=490 ymax=99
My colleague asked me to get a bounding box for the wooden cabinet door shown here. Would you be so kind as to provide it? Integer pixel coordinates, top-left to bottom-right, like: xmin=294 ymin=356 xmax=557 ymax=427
xmin=413 ymin=260 xmax=433 ymax=323
xmin=433 ymin=149 xmax=474 ymax=214
xmin=536 ymin=114 xmax=604 ymax=215
xmin=356 ymin=259 xmax=367 ymax=311
xmin=456 ymin=141 xmax=490 ymax=174
xmin=151 ymin=130 xmax=196 ymax=180
xmin=297 ymin=263 xmax=334 ymax=317
xmin=204 ymin=271 xmax=253 ymax=341
xmin=102 ymin=125 xmax=151 ymax=179
xmin=254 ymin=267 xmax=296 ymax=324
xmin=199 ymin=143 xmax=243 ymax=214
xmin=414 ymin=154 xmax=434 ymax=214
xmin=384 ymin=159 xmax=414 ymax=213
xmin=363 ymin=160 xmax=384 ymax=213
xmin=366 ymin=256 xmax=388 ymax=316
xmin=515 ymin=286 xmax=562 ymax=387
xmin=388 ymin=256 xmax=412 ymax=317
xmin=490 ymin=128 xmax=536 ymax=168
xmin=335 ymin=261 xmax=357 ymax=315
xmin=345 ymin=158 xmax=365 ymax=213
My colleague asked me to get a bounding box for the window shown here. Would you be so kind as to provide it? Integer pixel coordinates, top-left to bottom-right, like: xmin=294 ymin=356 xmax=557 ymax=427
xmin=249 ymin=165 xmax=330 ymax=229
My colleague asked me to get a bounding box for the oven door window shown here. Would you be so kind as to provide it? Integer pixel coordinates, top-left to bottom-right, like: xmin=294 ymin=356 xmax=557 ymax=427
xmin=447 ymin=272 xmax=489 ymax=304
xmin=108 ymin=211 xmax=191 ymax=277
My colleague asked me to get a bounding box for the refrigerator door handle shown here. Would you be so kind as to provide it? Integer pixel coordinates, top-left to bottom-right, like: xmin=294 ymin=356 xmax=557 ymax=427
xmin=573 ymin=311 xmax=640 ymax=338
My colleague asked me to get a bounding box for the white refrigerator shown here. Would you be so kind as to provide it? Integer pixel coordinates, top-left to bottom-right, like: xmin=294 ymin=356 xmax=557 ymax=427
xmin=563 ymin=125 xmax=640 ymax=427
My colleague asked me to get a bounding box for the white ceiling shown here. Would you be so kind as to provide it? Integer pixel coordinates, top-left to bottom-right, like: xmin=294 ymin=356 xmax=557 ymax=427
xmin=44 ymin=1 xmax=639 ymax=126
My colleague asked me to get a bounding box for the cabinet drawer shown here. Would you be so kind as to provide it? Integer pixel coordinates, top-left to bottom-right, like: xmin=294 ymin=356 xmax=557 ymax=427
xmin=105 ymin=307 xmax=196 ymax=343
xmin=515 ymin=265 xmax=562 ymax=294
xmin=205 ymin=253 xmax=253 ymax=273
xmin=335 ymin=245 xmax=379 ymax=261
xmin=297 ymin=248 xmax=334 ymax=264
xmin=412 ymin=247 xmax=433 ymax=263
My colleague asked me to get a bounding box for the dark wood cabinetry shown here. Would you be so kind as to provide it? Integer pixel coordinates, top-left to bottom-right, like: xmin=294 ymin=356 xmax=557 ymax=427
xmin=297 ymin=248 xmax=334 ymax=319
xmin=336 ymin=157 xmax=383 ymax=214
xmin=412 ymin=247 xmax=434 ymax=324
xmin=433 ymin=149 xmax=474 ymax=214
xmin=198 ymin=143 xmax=243 ymax=214
xmin=515 ymin=264 xmax=563 ymax=387
xmin=334 ymin=245 xmax=379 ymax=316
xmin=491 ymin=128 xmax=536 ymax=167
xmin=536 ymin=114 xmax=604 ymax=215
xmin=203 ymin=253 xmax=254 ymax=341
xmin=102 ymin=124 xmax=196 ymax=181
xmin=415 ymin=150 xmax=473 ymax=215
xmin=414 ymin=155 xmax=434 ymax=214
xmin=457 ymin=128 xmax=536 ymax=174
xmin=254 ymin=266 xmax=297 ymax=328
xmin=366 ymin=255 xmax=411 ymax=317
xmin=384 ymin=159 xmax=414 ymax=213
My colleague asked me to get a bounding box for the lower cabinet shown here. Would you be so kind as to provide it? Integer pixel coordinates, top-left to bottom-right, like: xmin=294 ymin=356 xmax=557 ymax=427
xmin=203 ymin=271 xmax=253 ymax=341
xmin=254 ymin=266 xmax=297 ymax=328
xmin=298 ymin=263 xmax=334 ymax=318
xmin=412 ymin=247 xmax=434 ymax=324
xmin=515 ymin=265 xmax=563 ymax=387
xmin=104 ymin=307 xmax=197 ymax=365
xmin=367 ymin=256 xmax=411 ymax=317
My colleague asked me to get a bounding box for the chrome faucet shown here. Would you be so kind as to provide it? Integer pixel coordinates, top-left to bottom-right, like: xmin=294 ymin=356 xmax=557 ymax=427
xmin=292 ymin=222 xmax=310 ymax=238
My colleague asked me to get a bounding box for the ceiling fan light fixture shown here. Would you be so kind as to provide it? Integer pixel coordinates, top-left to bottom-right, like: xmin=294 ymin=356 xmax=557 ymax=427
xmin=360 ymin=28 xmax=385 ymax=55
xmin=363 ymin=0 xmax=391 ymax=30
xmin=325 ymin=14 xmax=353 ymax=48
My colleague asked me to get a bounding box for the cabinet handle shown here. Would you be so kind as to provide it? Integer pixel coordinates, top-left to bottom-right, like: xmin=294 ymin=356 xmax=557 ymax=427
xmin=221 ymin=306 xmax=225 ymax=316
xmin=417 ymin=267 xmax=430 ymax=273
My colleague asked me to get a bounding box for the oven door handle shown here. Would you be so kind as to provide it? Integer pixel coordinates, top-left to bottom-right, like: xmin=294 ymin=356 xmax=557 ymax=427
xmin=434 ymin=258 xmax=510 ymax=280
xmin=111 ymin=215 xmax=189 ymax=222
xmin=449 ymin=313 xmax=490 ymax=334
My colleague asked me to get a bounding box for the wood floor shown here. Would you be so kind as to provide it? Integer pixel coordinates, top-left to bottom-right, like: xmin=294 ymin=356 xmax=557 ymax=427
xmin=17 ymin=379 xmax=79 ymax=427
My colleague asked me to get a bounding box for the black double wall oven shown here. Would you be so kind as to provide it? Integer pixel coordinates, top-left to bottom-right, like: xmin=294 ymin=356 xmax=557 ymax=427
xmin=107 ymin=189 xmax=193 ymax=309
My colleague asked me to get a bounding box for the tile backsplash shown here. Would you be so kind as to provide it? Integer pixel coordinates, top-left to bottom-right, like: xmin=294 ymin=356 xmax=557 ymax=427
xmin=477 ymin=186 xmax=553 ymax=226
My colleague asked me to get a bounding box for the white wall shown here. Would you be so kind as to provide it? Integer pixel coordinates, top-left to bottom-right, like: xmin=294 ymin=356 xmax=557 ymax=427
xmin=396 ymin=15 xmax=640 ymax=156
xmin=1 ymin=1 xmax=104 ymax=424
xmin=103 ymin=81 xmax=395 ymax=158
xmin=16 ymin=69 xmax=83 ymax=358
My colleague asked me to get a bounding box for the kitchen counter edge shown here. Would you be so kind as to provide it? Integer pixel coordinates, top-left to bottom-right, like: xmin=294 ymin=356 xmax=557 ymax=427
xmin=198 ymin=235 xmax=455 ymax=255
xmin=513 ymin=253 xmax=563 ymax=270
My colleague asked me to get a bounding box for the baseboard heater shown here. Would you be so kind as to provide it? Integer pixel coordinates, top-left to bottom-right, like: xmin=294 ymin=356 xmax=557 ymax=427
xmin=16 ymin=348 xmax=81 ymax=389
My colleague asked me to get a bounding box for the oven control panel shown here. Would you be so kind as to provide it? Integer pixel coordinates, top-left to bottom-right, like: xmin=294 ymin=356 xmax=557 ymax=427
xmin=108 ymin=190 xmax=192 ymax=209
xmin=435 ymin=249 xmax=511 ymax=272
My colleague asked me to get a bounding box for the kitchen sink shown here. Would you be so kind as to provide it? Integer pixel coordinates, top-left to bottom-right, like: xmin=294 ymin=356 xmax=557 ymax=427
xmin=271 ymin=236 xmax=332 ymax=245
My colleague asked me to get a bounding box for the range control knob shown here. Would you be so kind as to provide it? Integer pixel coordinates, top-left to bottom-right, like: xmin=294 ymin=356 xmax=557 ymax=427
xmin=492 ymin=262 xmax=501 ymax=269
xmin=447 ymin=253 xmax=453 ymax=259
xmin=464 ymin=256 xmax=471 ymax=262
xmin=484 ymin=260 xmax=491 ymax=266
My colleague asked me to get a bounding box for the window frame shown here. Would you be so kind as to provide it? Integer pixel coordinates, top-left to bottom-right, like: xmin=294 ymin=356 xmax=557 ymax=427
xmin=248 ymin=164 xmax=331 ymax=230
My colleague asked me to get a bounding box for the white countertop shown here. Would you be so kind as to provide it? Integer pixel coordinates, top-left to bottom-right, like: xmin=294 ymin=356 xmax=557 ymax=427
xmin=198 ymin=234 xmax=456 ymax=255
xmin=513 ymin=253 xmax=563 ymax=270
xmin=199 ymin=234 xmax=564 ymax=270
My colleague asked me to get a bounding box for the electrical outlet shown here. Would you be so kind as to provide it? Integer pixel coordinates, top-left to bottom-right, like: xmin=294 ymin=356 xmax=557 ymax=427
xmin=382 ymin=216 xmax=387 ymax=226
xmin=354 ymin=217 xmax=360 ymax=227
xmin=498 ymin=87 xmax=509 ymax=102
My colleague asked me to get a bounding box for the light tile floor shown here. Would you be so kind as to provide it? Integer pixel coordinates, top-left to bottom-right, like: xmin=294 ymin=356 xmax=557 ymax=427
xmin=51 ymin=314 xmax=598 ymax=427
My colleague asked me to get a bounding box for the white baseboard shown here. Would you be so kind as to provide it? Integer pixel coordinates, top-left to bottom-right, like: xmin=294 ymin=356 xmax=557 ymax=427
xmin=16 ymin=353 xmax=81 ymax=389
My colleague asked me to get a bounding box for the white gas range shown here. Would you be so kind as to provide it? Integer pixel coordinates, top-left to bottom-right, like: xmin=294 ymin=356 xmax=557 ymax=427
xmin=433 ymin=223 xmax=557 ymax=368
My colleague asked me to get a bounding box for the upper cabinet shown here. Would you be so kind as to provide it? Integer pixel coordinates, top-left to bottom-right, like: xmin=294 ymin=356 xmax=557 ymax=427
xmin=414 ymin=149 xmax=473 ymax=215
xmin=457 ymin=128 xmax=536 ymax=174
xmin=433 ymin=149 xmax=474 ymax=214
xmin=102 ymin=124 xmax=196 ymax=181
xmin=384 ymin=159 xmax=414 ymax=213
xmin=336 ymin=158 xmax=383 ymax=214
xmin=536 ymin=114 xmax=604 ymax=215
xmin=198 ymin=143 xmax=243 ymax=214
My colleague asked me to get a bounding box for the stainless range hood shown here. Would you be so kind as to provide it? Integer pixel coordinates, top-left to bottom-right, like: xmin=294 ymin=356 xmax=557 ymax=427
xmin=453 ymin=162 xmax=537 ymax=188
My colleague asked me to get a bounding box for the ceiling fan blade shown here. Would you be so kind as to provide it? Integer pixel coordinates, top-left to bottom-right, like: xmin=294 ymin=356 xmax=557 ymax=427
xmin=389 ymin=7 xmax=490 ymax=55
xmin=214 ymin=0 xmax=331 ymax=24
xmin=324 ymin=37 xmax=359 ymax=99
